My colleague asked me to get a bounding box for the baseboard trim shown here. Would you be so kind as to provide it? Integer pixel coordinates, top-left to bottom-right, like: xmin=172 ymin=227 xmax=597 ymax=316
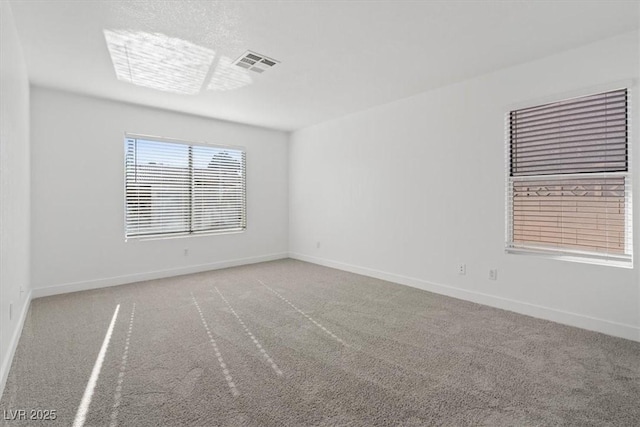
xmin=31 ymin=253 xmax=288 ymax=299
xmin=0 ymin=290 xmax=32 ymax=400
xmin=289 ymin=252 xmax=640 ymax=342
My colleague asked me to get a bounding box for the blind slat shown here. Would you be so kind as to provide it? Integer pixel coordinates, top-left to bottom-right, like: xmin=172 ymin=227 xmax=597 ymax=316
xmin=513 ymin=91 xmax=626 ymax=117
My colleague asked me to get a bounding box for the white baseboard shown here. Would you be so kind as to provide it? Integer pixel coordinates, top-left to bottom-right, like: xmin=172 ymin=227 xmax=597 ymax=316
xmin=289 ymin=252 xmax=640 ymax=342
xmin=31 ymin=252 xmax=288 ymax=299
xmin=0 ymin=290 xmax=32 ymax=400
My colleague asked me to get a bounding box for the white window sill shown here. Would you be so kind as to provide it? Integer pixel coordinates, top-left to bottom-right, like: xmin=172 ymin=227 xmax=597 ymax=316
xmin=505 ymin=247 xmax=633 ymax=269
xmin=126 ymin=228 xmax=246 ymax=242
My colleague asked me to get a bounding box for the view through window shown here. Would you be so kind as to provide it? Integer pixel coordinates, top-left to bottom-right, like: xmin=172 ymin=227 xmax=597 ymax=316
xmin=125 ymin=135 xmax=246 ymax=238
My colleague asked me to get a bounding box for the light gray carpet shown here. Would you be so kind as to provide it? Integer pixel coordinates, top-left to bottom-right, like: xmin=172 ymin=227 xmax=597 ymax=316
xmin=1 ymin=259 xmax=639 ymax=426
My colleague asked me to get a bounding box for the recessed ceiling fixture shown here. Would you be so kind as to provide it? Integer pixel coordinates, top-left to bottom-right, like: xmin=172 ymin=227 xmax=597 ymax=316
xmin=234 ymin=50 xmax=280 ymax=74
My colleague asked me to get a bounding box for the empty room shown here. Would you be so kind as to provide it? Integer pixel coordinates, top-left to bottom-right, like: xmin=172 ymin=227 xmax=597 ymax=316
xmin=1 ymin=0 xmax=639 ymax=425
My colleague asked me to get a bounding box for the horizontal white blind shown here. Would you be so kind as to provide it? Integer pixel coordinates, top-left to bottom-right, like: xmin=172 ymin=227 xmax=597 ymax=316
xmin=192 ymin=146 xmax=246 ymax=233
xmin=506 ymin=89 xmax=632 ymax=264
xmin=511 ymin=175 xmax=629 ymax=257
xmin=125 ymin=136 xmax=246 ymax=238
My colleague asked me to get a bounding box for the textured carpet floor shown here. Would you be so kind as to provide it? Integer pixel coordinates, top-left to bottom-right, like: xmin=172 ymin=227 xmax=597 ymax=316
xmin=1 ymin=259 xmax=639 ymax=426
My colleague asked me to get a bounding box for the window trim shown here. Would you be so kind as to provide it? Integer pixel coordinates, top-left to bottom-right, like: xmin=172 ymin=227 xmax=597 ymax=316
xmin=504 ymin=83 xmax=634 ymax=268
xmin=125 ymin=132 xmax=245 ymax=152
xmin=123 ymin=132 xmax=247 ymax=241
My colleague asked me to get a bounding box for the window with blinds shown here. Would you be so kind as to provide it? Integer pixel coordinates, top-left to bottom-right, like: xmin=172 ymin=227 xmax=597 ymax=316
xmin=506 ymin=88 xmax=632 ymax=265
xmin=125 ymin=135 xmax=246 ymax=238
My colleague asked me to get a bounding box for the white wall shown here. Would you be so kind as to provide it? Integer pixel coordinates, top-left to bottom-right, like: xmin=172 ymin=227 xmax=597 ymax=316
xmin=290 ymin=31 xmax=640 ymax=341
xmin=0 ymin=1 xmax=31 ymax=395
xmin=30 ymin=87 xmax=289 ymax=296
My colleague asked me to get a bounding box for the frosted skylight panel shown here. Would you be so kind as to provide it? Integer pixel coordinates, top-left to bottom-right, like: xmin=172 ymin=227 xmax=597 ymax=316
xmin=104 ymin=30 xmax=215 ymax=95
xmin=207 ymin=57 xmax=253 ymax=91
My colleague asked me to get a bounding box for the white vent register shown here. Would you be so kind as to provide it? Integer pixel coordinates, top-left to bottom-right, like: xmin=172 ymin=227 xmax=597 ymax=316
xmin=234 ymin=50 xmax=279 ymax=74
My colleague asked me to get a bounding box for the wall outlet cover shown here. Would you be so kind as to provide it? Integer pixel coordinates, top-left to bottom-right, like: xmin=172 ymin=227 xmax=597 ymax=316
xmin=457 ymin=263 xmax=466 ymax=275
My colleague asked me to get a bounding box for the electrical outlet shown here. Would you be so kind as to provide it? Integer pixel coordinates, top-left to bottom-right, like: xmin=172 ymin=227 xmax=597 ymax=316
xmin=489 ymin=269 xmax=498 ymax=280
xmin=457 ymin=263 xmax=466 ymax=275
xmin=183 ymin=248 xmax=189 ymax=256
xmin=316 ymin=241 xmax=321 ymax=249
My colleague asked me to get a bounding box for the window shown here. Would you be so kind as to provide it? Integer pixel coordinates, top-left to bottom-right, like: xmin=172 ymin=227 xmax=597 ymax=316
xmin=125 ymin=134 xmax=246 ymax=238
xmin=506 ymin=88 xmax=632 ymax=265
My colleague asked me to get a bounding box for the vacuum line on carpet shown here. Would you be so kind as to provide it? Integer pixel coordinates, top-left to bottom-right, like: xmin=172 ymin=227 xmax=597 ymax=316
xmin=213 ymin=287 xmax=283 ymax=376
xmin=73 ymin=304 xmax=121 ymax=427
xmin=191 ymin=293 xmax=240 ymax=397
xmin=109 ymin=303 xmax=136 ymax=427
xmin=257 ymin=280 xmax=347 ymax=346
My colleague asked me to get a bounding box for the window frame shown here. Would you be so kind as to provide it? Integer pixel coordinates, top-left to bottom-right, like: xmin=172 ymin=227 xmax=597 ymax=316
xmin=124 ymin=133 xmax=247 ymax=241
xmin=504 ymin=84 xmax=634 ymax=268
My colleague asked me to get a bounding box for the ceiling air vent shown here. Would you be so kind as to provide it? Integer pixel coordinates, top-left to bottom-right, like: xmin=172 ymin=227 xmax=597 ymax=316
xmin=234 ymin=50 xmax=280 ymax=74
